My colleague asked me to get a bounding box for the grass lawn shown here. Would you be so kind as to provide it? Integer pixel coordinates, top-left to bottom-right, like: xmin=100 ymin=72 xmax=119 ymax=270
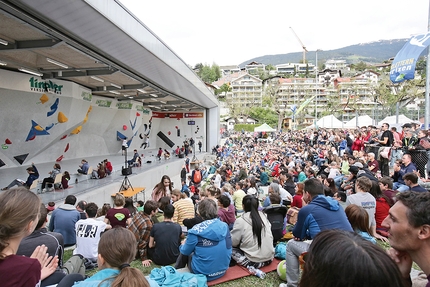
xmin=63 ymin=249 xmax=285 ymax=286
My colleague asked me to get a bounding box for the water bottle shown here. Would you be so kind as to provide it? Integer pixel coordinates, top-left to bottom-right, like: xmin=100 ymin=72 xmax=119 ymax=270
xmin=247 ymin=266 xmax=266 ymax=279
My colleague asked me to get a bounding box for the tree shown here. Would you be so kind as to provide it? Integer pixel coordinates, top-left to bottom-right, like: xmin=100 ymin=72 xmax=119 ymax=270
xmin=215 ymin=83 xmax=231 ymax=97
xmin=197 ymin=63 xmax=221 ymax=83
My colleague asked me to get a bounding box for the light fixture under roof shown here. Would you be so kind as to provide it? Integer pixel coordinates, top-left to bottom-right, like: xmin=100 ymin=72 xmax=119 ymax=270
xmin=0 ymin=60 xmax=6 ymax=66
xmin=111 ymin=83 xmax=121 ymax=89
xmin=137 ymin=89 xmax=148 ymax=93
xmin=159 ymin=101 xmax=166 ymax=104
xmin=90 ymin=76 xmax=104 ymax=82
xmin=46 ymin=58 xmax=68 ymax=69
xmin=18 ymin=68 xmax=43 ymax=77
xmin=0 ymin=38 xmax=8 ymax=46
xmin=110 ymin=91 xmax=120 ymax=95
xmin=149 ymin=93 xmax=158 ymax=98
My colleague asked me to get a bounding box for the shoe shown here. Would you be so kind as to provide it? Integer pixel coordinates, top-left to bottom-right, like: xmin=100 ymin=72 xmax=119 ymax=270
xmin=1 ymin=187 xmax=7 ymax=191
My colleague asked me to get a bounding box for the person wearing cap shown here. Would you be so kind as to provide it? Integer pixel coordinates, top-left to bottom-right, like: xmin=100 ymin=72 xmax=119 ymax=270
xmin=393 ymin=153 xmax=417 ymax=192
xmin=353 ymin=162 xmax=378 ymax=182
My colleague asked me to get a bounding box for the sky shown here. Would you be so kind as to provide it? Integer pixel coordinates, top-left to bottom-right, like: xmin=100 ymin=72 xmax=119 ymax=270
xmin=121 ymin=0 xmax=429 ymax=67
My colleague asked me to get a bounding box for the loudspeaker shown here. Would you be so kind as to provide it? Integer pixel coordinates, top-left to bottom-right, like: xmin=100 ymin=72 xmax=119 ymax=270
xmin=177 ymin=129 xmax=180 ymax=137
xmin=157 ymin=131 xmax=175 ymax=148
xmin=121 ymin=166 xmax=132 ymax=176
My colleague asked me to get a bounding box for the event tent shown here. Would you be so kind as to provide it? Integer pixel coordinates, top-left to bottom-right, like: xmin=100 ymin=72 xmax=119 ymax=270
xmin=378 ymin=114 xmax=417 ymax=126
xmin=315 ymin=115 xmax=343 ymax=129
xmin=344 ymin=115 xmax=374 ymax=128
xmin=254 ymin=123 xmax=276 ymax=132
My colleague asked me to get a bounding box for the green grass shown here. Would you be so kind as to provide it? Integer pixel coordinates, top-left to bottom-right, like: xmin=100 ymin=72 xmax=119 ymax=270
xmin=63 ymin=249 xmax=285 ymax=286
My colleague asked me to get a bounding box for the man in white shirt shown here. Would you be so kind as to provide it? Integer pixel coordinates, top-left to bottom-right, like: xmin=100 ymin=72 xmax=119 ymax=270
xmin=74 ymin=202 xmax=111 ymax=262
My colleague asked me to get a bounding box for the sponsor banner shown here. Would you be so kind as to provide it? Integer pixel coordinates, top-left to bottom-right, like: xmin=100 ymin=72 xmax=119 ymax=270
xmin=95 ymin=99 xmax=112 ymax=107
xmin=390 ymin=32 xmax=430 ymax=83
xmin=116 ymin=102 xmax=133 ymax=109
xmin=152 ymin=112 xmax=184 ymax=118
xmin=184 ymin=112 xmax=203 ymax=118
xmin=136 ymin=105 xmax=151 ymax=114
xmin=81 ymin=91 xmax=92 ymax=101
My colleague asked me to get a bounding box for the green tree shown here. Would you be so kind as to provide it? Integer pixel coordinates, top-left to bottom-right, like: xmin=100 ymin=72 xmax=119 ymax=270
xmin=197 ymin=63 xmax=221 ymax=83
xmin=215 ymin=83 xmax=231 ymax=97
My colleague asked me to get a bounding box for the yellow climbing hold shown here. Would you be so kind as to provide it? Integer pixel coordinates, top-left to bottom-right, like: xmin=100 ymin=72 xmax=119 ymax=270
xmin=40 ymin=94 xmax=49 ymax=104
xmin=35 ymin=125 xmax=43 ymax=131
xmin=58 ymin=112 xmax=68 ymax=123
xmin=70 ymin=126 xmax=82 ymax=134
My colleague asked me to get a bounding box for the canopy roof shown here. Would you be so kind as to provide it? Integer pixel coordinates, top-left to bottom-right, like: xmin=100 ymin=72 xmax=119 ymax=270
xmin=254 ymin=123 xmax=276 ymax=132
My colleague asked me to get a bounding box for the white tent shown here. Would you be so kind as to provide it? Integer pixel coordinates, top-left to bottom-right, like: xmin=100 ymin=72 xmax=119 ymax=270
xmin=315 ymin=115 xmax=343 ymax=129
xmin=344 ymin=115 xmax=374 ymax=128
xmin=378 ymin=114 xmax=418 ymax=126
xmin=254 ymin=123 xmax=276 ymax=132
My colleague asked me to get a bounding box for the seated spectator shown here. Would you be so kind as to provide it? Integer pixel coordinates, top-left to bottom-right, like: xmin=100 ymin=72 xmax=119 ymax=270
xmin=231 ymin=195 xmax=274 ymax=268
xmin=104 ymin=194 xmax=131 ymax=229
xmin=367 ymin=152 xmax=379 ymax=175
xmin=70 ymin=228 xmax=157 ymax=287
xmin=257 ymin=166 xmax=269 ymax=186
xmin=298 ymin=230 xmax=404 ymax=287
xmin=17 ymin=203 xmax=66 ymax=286
xmin=76 ymin=200 xmax=87 ymax=219
xmin=96 ymin=203 xmax=111 ymax=222
xmin=262 ymin=182 xmax=280 ymax=208
xmin=152 ymin=196 xmax=171 ymax=224
xmin=323 ymin=177 xmax=337 ymax=197
xmin=148 ymin=204 xmax=182 ymax=265
xmin=74 ymin=203 xmax=110 ymax=262
xmin=61 ymin=171 xmax=70 ymax=189
xmin=49 ymin=195 xmax=81 ymax=247
xmin=127 ymin=149 xmax=140 ymax=167
xmin=41 ymin=163 xmax=61 ymax=191
xmin=103 ymin=159 xmax=113 ymax=175
xmin=175 ymin=199 xmax=232 ymax=281
xmin=77 ymin=159 xmax=89 ymax=175
xmin=233 ymin=182 xmax=246 ymax=213
xmin=124 ymin=197 xmax=137 ymax=217
xmin=378 ymin=177 xmax=397 ymax=205
xmin=403 ymin=172 xmax=428 ymax=192
xmin=128 ymin=200 xmax=158 ymax=267
xmin=345 ymin=204 xmax=376 ymax=243
xmin=291 ymin=182 xmax=304 ymax=208
xmin=333 ymin=191 xmax=347 ymax=209
xmin=392 ymin=153 xmax=417 ymax=192
xmin=217 ymin=195 xmax=236 ymax=230
xmin=370 ymin=180 xmax=393 ymax=238
xmin=136 ymin=200 xmax=144 ymax=212
xmin=172 ymin=189 xmax=195 ymax=226
xmin=1 ymin=163 xmax=39 ymax=190
xmin=163 ymin=149 xmax=171 ymax=160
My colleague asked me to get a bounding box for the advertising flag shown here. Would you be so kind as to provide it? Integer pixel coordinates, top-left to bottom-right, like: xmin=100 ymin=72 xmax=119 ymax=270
xmin=390 ymin=32 xmax=430 ymax=83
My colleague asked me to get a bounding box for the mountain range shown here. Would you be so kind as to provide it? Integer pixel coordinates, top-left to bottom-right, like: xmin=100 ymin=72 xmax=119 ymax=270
xmin=238 ymin=39 xmax=409 ymax=67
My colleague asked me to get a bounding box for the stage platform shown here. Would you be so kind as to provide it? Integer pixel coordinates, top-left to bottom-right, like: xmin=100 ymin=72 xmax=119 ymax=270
xmin=0 ymin=149 xmax=210 ymax=206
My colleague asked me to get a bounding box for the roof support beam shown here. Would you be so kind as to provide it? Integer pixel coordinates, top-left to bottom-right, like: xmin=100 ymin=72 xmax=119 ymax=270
xmin=0 ymin=39 xmax=61 ymax=50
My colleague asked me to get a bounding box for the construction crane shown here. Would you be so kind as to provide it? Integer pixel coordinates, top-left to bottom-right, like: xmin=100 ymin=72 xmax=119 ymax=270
xmin=289 ymin=27 xmax=308 ymax=64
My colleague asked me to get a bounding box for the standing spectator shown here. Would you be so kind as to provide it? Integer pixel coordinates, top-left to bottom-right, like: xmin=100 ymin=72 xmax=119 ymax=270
xmin=1 ymin=162 xmax=39 ymax=190
xmin=41 ymin=163 xmax=61 ymax=191
xmin=382 ymin=192 xmax=430 ymax=287
xmin=285 ymin=179 xmax=352 ymax=287
xmin=198 ymin=140 xmax=202 ymax=153
xmin=74 ymin=203 xmax=110 ymax=262
xmin=104 ymin=194 xmax=131 ymax=229
xmin=416 ymin=129 xmax=430 ymax=177
xmin=185 ymin=155 xmax=190 ymax=173
xmin=148 ymin=204 xmax=183 ymax=266
xmin=180 ymin=165 xmax=187 ymax=183
xmin=151 ymin=175 xmax=173 ymax=202
xmin=128 ymin=200 xmax=158 ymax=267
xmin=156 ymin=147 xmax=163 ymax=161
xmin=373 ymin=123 xmax=393 ymax=176
xmin=49 ymin=195 xmax=81 ymax=247
xmin=390 ymin=126 xmax=403 ymax=167
xmin=120 ymin=137 xmax=128 ymax=156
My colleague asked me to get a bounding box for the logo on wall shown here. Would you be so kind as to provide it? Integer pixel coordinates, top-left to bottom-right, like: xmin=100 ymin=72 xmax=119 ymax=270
xmin=136 ymin=105 xmax=150 ymax=114
xmin=96 ymin=99 xmax=112 ymax=107
xmin=81 ymin=91 xmax=92 ymax=102
xmin=29 ymin=77 xmax=64 ymax=94
xmin=116 ymin=102 xmax=133 ymax=109
xmin=184 ymin=112 xmax=203 ymax=118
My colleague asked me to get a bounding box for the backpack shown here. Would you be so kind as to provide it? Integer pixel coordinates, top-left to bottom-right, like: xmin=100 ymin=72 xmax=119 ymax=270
xmin=193 ymin=170 xmax=202 ymax=184
xmin=62 ymin=254 xmax=86 ymax=276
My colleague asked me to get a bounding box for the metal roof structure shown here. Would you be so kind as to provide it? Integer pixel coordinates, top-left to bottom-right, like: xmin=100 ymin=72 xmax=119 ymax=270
xmin=0 ymin=0 xmax=218 ymax=111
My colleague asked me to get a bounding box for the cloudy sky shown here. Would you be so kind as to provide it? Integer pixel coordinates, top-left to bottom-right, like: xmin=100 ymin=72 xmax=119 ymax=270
xmin=121 ymin=0 xmax=429 ymax=67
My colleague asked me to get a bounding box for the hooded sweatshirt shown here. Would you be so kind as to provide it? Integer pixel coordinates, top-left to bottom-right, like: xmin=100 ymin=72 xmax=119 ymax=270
xmin=48 ymin=204 xmax=80 ymax=246
xmin=217 ymin=205 xmax=236 ymax=226
xmin=293 ymin=195 xmax=352 ymax=240
xmin=180 ymin=218 xmax=232 ymax=281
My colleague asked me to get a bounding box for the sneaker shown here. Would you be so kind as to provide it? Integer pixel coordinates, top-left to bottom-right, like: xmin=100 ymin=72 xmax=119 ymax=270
xmin=1 ymin=187 xmax=7 ymax=191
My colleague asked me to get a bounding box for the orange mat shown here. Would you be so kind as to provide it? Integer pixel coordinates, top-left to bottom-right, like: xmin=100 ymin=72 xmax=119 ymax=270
xmin=111 ymin=187 xmax=145 ymax=198
xmin=207 ymin=258 xmax=281 ymax=286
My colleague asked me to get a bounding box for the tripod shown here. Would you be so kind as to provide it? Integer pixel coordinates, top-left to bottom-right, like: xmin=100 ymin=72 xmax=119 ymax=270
xmin=119 ymin=147 xmax=134 ymax=193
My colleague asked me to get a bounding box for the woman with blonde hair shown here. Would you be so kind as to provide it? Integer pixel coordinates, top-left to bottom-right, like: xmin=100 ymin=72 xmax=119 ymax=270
xmin=71 ymin=228 xmax=158 ymax=287
xmin=104 ymin=194 xmax=131 ymax=228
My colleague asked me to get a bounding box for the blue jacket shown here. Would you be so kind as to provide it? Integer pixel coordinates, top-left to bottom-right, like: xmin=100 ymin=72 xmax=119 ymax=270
xmin=25 ymin=164 xmax=39 ymax=188
xmin=395 ymin=162 xmax=417 ymax=185
xmin=81 ymin=162 xmax=89 ymax=174
xmin=293 ymin=195 xmax=352 ymax=240
xmin=73 ymin=268 xmax=159 ymax=287
xmin=48 ymin=204 xmax=80 ymax=245
xmin=180 ymin=218 xmax=232 ymax=281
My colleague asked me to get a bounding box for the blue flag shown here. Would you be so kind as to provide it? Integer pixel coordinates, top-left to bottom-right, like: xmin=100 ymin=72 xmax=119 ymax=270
xmin=390 ymin=32 xmax=430 ymax=83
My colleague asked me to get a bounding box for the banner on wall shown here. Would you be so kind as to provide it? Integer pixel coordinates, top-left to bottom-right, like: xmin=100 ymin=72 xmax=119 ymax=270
xmin=184 ymin=112 xmax=203 ymax=118
xmin=81 ymin=91 xmax=92 ymax=101
xmin=152 ymin=112 xmax=184 ymax=118
xmin=116 ymin=102 xmax=133 ymax=109
xmin=95 ymin=99 xmax=112 ymax=107
xmin=136 ymin=105 xmax=151 ymax=114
